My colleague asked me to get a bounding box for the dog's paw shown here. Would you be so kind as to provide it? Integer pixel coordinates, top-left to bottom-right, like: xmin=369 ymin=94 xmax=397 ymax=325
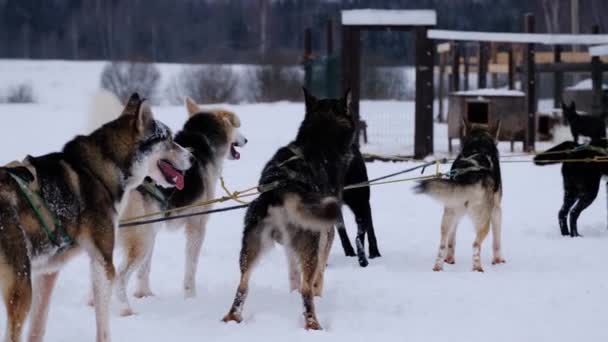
xmin=432 ymin=265 xmax=443 ymax=272
xmin=184 ymin=287 xmax=197 ymax=299
xmin=492 ymin=257 xmax=506 ymax=265
xmin=133 ymin=289 xmax=155 ymax=299
xmin=120 ymin=308 xmax=136 ymax=317
xmin=358 ymin=256 xmax=369 ymax=268
xmin=472 ymin=265 xmax=484 ymax=272
xmin=304 ymin=317 xmax=323 ymax=331
xmin=444 ymin=256 xmax=455 ymax=264
xmin=222 ymin=312 xmax=243 ymax=324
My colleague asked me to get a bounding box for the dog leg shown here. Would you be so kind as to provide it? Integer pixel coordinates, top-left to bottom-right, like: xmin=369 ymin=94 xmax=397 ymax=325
xmin=354 ymin=216 xmax=369 ymax=267
xmin=569 ymin=192 xmax=598 ymax=238
xmin=559 ymin=190 xmax=577 ymax=236
xmin=134 ymin=239 xmax=156 ymax=299
xmin=285 ymin=248 xmax=301 ymax=292
xmin=1 ymin=259 xmax=32 ymax=342
xmin=222 ymin=222 xmax=266 ymax=324
xmin=491 ymin=204 xmax=506 ymax=265
xmin=335 ymin=211 xmax=356 ymax=257
xmin=86 ymin=233 xmax=116 ymax=342
xmin=116 ymin=233 xmax=154 ymax=316
xmin=472 ymin=218 xmax=491 ymax=272
xmin=184 ymin=218 xmax=207 ymax=298
xmin=27 ymin=272 xmax=59 ymax=342
xmin=362 ymin=204 xmax=381 ymax=259
xmin=445 ymin=225 xmax=458 ymax=264
xmin=433 ymin=208 xmax=457 ymax=271
xmin=298 ymin=234 xmax=323 ymax=330
xmin=313 ymin=227 xmax=333 ymax=297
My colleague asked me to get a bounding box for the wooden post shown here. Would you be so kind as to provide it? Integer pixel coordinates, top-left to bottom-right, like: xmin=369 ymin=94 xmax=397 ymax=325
xmin=438 ymin=52 xmax=446 ymax=122
xmin=463 ymin=44 xmax=470 ymax=90
xmin=591 ymin=25 xmax=603 ymax=118
xmin=451 ymin=41 xmax=460 ymax=91
xmin=508 ymin=44 xmax=515 ymax=90
xmin=414 ymin=26 xmax=434 ymax=158
xmin=326 ymin=19 xmax=333 ymax=55
xmin=341 ymin=26 xmax=361 ymax=144
xmin=553 ymin=45 xmax=564 ymax=120
xmin=478 ymin=41 xmax=489 ymax=89
xmin=490 ymin=42 xmax=498 ymax=87
xmin=524 ymin=13 xmax=536 ymax=151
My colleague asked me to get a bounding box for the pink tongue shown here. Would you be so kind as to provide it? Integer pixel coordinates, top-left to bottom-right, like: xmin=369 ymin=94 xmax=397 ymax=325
xmin=159 ymin=161 xmax=185 ymax=190
xmin=231 ymin=145 xmax=241 ymax=160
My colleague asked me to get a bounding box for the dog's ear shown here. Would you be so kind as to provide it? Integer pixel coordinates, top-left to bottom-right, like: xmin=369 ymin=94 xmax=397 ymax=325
xmin=134 ymin=100 xmax=153 ymax=132
xmin=216 ymin=110 xmax=241 ymax=128
xmin=570 ymin=101 xmax=576 ymax=112
xmin=302 ymin=87 xmax=317 ymax=111
xmin=342 ymin=88 xmax=352 ymax=116
xmin=492 ymin=120 xmax=501 ymax=142
xmin=461 ymin=117 xmax=471 ymax=136
xmin=121 ymin=93 xmax=142 ymax=117
xmin=185 ymin=97 xmax=201 ymax=117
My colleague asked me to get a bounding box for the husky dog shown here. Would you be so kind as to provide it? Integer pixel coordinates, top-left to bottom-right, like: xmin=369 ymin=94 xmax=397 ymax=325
xmin=415 ymin=120 xmax=504 ymax=272
xmin=114 ymin=97 xmax=247 ymax=315
xmin=335 ymin=145 xmax=381 ymax=267
xmin=563 ymin=101 xmax=606 ymax=143
xmin=534 ymin=140 xmax=608 ymax=237
xmin=222 ymin=89 xmax=355 ymax=330
xmin=0 ymin=93 xmax=191 ymax=342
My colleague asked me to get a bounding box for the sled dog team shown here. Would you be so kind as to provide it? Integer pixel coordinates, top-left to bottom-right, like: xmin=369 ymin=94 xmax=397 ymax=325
xmin=0 ymin=89 xmax=597 ymax=341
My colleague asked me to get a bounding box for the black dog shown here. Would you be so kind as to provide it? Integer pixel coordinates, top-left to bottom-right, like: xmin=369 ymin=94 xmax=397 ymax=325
xmin=534 ymin=140 xmax=608 ymax=237
xmin=335 ymin=145 xmax=380 ymax=267
xmin=563 ymin=101 xmax=606 ymax=143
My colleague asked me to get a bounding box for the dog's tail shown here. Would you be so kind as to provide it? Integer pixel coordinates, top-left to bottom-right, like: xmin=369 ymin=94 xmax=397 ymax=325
xmin=86 ymin=90 xmax=123 ymax=134
xmin=283 ymin=193 xmax=340 ymax=231
xmin=533 ymin=141 xmax=578 ymax=166
xmin=414 ymin=179 xmax=481 ymax=206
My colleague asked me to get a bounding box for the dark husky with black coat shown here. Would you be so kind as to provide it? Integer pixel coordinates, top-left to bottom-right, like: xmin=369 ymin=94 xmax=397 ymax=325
xmin=222 ymin=89 xmax=355 ymax=330
xmin=335 ymin=145 xmax=381 ymax=267
xmin=0 ymin=93 xmax=191 ymax=342
xmin=563 ymin=101 xmax=606 ymax=143
xmin=534 ymin=140 xmax=608 ymax=237
xmin=415 ymin=121 xmax=505 ymax=272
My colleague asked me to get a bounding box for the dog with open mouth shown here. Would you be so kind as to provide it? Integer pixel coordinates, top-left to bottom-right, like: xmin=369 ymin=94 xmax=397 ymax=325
xmin=113 ymin=97 xmax=247 ymax=316
xmin=0 ymin=93 xmax=191 ymax=342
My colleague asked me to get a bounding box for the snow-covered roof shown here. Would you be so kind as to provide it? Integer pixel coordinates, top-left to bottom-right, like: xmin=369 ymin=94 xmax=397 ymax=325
xmin=341 ymin=9 xmax=436 ymax=26
xmin=428 ymin=29 xmax=608 ymax=46
xmin=589 ymin=44 xmax=608 ymax=57
xmin=566 ymin=78 xmax=608 ymax=91
xmin=452 ymin=88 xmax=525 ymax=97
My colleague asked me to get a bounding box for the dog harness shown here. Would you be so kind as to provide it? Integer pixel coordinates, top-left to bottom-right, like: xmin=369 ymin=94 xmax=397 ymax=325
xmin=7 ymin=170 xmax=74 ymax=250
xmin=446 ymin=153 xmax=493 ymax=179
xmin=137 ymin=178 xmax=170 ymax=211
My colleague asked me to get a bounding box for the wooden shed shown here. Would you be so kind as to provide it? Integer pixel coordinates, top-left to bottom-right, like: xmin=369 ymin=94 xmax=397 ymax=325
xmin=447 ymin=89 xmax=527 ymax=152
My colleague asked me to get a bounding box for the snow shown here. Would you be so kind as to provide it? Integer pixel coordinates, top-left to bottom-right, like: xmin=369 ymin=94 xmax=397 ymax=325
xmin=341 ymin=9 xmax=436 ymax=26
xmin=429 ymin=29 xmax=608 ymax=45
xmin=0 ymin=59 xmax=608 ymax=341
xmin=452 ymin=88 xmax=525 ymax=97
xmin=566 ymin=78 xmax=608 ymax=91
xmin=589 ymin=44 xmax=608 ymax=57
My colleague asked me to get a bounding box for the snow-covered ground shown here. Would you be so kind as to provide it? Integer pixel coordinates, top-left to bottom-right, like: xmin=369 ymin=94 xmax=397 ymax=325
xmin=0 ymin=60 xmax=607 ymax=341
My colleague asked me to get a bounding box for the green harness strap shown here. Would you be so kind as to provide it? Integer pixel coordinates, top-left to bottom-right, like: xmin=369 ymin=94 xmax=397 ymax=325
xmin=138 ymin=180 xmax=170 ymax=210
xmin=8 ymin=171 xmax=74 ymax=248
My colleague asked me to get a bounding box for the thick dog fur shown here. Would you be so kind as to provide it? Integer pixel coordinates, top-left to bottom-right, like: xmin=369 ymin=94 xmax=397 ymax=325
xmin=222 ymin=89 xmax=355 ymax=330
xmin=114 ymin=97 xmax=247 ymax=315
xmin=415 ymin=121 xmax=505 ymax=272
xmin=534 ymin=140 xmax=608 ymax=237
xmin=0 ymin=93 xmax=191 ymax=342
xmin=335 ymin=145 xmax=380 ymax=267
xmin=563 ymin=101 xmax=606 ymax=143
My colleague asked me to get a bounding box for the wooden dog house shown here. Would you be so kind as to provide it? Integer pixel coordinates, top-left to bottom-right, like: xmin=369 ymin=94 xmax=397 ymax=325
xmin=448 ymin=89 xmax=527 ymax=152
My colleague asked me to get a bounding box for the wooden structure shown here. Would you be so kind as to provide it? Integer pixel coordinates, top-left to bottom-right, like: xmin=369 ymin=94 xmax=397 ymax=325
xmin=430 ymin=14 xmax=608 ymax=151
xmin=447 ymin=90 xmax=527 ymax=152
xmin=341 ymin=9 xmax=436 ymax=158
